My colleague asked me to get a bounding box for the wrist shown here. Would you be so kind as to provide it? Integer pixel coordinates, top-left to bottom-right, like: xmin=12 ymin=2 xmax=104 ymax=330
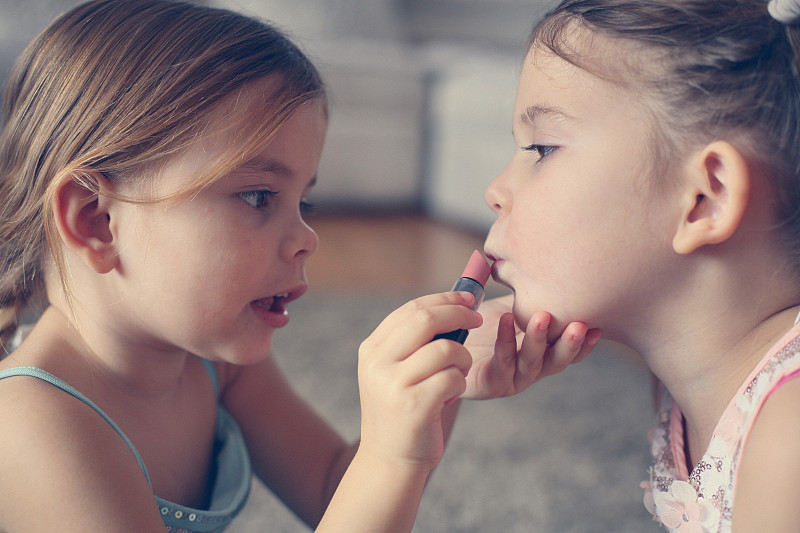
xmin=354 ymin=440 xmax=438 ymax=478
xmin=317 ymin=446 xmax=431 ymax=533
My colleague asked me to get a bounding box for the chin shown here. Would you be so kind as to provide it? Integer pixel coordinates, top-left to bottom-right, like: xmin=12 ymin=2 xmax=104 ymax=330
xmin=510 ymin=299 xmax=532 ymax=331
xmin=215 ymin=334 xmax=275 ymax=366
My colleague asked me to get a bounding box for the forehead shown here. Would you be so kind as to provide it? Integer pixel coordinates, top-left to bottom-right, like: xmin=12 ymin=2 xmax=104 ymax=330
xmin=531 ymin=18 xmax=660 ymax=88
xmin=514 ymin=39 xmax=655 ymax=134
xmin=140 ymin=97 xmax=325 ymax=202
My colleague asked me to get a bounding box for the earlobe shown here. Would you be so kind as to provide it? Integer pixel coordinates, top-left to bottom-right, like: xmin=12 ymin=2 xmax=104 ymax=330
xmin=52 ymin=171 xmax=119 ymax=274
xmin=672 ymin=141 xmax=751 ymax=255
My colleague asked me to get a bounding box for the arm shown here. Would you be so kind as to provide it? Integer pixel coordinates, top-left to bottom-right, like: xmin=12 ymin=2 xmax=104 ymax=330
xmin=220 ymin=357 xmax=354 ymax=527
xmin=316 ymin=291 xmax=477 ymax=532
xmin=0 ymin=379 xmax=168 ymax=532
xmin=221 ymin=292 xmax=477 ymax=530
xmin=732 ymin=375 xmax=800 ymax=531
xmin=461 ymin=294 xmax=601 ymax=400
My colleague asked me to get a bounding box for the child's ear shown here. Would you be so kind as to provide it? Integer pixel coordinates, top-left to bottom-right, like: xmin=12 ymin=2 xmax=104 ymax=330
xmin=672 ymin=140 xmax=750 ymax=255
xmin=52 ymin=172 xmax=119 ymax=274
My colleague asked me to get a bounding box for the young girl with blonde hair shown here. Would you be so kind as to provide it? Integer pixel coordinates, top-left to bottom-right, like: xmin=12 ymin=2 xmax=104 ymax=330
xmin=0 ymin=1 xmax=596 ymax=531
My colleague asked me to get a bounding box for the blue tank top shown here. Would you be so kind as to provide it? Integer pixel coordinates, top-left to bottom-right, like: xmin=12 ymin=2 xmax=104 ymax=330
xmin=0 ymin=363 xmax=251 ymax=532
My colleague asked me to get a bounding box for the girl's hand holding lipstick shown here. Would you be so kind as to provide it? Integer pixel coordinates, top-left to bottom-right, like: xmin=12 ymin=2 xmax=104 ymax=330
xmin=356 ymin=291 xmax=479 ymax=471
xmin=462 ymin=294 xmax=601 ymax=400
xmin=322 ymin=292 xmax=479 ymax=532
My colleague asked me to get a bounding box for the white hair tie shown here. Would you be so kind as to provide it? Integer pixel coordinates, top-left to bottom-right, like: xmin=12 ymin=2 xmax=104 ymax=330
xmin=769 ymin=0 xmax=800 ymax=24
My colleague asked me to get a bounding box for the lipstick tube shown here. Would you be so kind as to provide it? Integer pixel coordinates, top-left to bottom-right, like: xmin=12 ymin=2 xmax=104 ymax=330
xmin=433 ymin=250 xmax=491 ymax=344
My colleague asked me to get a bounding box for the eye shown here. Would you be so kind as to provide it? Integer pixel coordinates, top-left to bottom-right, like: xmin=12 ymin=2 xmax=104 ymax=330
xmin=300 ymin=200 xmax=317 ymax=216
xmin=522 ymin=143 xmax=558 ymax=161
xmin=238 ymin=189 xmax=276 ymax=210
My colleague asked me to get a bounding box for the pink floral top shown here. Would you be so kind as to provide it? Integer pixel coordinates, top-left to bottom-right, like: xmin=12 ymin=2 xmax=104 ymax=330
xmin=641 ymin=320 xmax=800 ymax=532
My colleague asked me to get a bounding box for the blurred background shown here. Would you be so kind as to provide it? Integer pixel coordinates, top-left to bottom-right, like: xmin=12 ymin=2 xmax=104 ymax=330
xmin=0 ymin=1 xmax=659 ymax=531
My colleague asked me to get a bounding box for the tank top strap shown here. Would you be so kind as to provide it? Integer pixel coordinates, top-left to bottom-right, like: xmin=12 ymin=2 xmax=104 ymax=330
xmin=200 ymin=358 xmax=219 ymax=396
xmin=0 ymin=366 xmax=152 ymax=487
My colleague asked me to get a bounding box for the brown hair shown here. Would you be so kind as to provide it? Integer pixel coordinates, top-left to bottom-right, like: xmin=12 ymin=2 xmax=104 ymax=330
xmin=0 ymin=0 xmax=326 ymax=349
xmin=530 ymin=0 xmax=800 ymax=267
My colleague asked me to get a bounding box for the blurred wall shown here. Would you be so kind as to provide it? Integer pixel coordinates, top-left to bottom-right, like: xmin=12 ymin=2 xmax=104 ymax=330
xmin=0 ymin=0 xmax=558 ymax=232
xmin=0 ymin=1 xmax=81 ymax=82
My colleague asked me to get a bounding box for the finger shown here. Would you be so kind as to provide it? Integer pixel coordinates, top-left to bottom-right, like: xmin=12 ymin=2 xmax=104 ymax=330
xmin=418 ymin=365 xmax=468 ymax=409
xmin=381 ymin=348 xmax=470 ymax=418
xmin=405 ymin=303 xmax=482 ymax=354
xmin=540 ymin=321 xmax=589 ymax=377
xmin=572 ymin=328 xmax=602 ymax=364
xmin=513 ymin=311 xmax=553 ymax=389
xmin=367 ymin=291 xmax=474 ymax=340
xmin=361 ymin=292 xmax=481 ymax=362
xmin=400 ymin=342 xmax=473 ymax=387
xmin=491 ymin=312 xmax=519 ymax=367
xmin=473 ymin=312 xmax=520 ymax=397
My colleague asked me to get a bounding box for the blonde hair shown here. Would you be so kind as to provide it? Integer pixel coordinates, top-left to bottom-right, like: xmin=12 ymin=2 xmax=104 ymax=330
xmin=0 ymin=0 xmax=326 ymax=350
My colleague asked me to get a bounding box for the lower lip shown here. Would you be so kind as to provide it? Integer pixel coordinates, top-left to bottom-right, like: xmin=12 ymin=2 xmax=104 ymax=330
xmin=251 ymin=302 xmax=290 ymax=328
xmin=490 ymin=260 xmax=503 ymax=280
xmin=491 ymin=261 xmax=514 ymax=290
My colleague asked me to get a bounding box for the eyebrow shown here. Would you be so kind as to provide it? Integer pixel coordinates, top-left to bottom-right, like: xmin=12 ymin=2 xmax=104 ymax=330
xmin=518 ymin=104 xmax=576 ymax=125
xmin=239 ymin=158 xmax=293 ymax=179
xmin=237 ymin=159 xmax=317 ymax=189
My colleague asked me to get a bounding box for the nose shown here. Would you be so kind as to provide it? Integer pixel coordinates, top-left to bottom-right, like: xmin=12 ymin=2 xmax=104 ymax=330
xmin=283 ymin=216 xmax=319 ymax=263
xmin=485 ymin=163 xmax=512 ymax=217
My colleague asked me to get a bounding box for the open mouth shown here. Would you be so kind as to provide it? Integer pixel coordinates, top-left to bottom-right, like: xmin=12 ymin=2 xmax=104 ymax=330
xmin=252 ymin=284 xmax=307 ymax=315
xmin=254 ymin=293 xmax=290 ymax=315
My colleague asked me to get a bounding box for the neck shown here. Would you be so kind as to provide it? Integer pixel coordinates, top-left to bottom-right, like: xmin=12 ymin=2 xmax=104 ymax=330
xmin=33 ymin=305 xmax=194 ymax=399
xmin=640 ymin=301 xmax=800 ymax=464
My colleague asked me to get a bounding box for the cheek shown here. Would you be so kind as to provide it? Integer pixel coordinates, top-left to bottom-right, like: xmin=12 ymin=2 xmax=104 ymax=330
xmin=505 ymin=200 xmax=583 ymax=271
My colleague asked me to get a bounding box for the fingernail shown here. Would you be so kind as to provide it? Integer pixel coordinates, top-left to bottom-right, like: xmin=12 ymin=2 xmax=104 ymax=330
xmin=586 ymin=330 xmax=601 ymax=346
xmin=459 ymin=292 xmax=475 ymax=305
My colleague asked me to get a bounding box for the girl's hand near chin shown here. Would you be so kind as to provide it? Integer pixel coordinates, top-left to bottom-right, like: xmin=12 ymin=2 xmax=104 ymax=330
xmin=461 ymin=295 xmax=601 ymax=400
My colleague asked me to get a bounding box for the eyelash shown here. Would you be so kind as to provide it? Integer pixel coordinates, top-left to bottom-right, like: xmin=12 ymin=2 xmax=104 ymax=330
xmin=522 ymin=143 xmax=557 ymax=161
xmin=300 ymin=200 xmax=317 ymax=215
xmin=239 ymin=190 xmax=317 ymax=215
xmin=239 ymin=189 xmax=276 ymax=210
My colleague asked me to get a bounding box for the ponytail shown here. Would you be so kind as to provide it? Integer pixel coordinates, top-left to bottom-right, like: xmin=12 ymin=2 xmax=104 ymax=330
xmin=0 ymin=252 xmax=43 ymax=353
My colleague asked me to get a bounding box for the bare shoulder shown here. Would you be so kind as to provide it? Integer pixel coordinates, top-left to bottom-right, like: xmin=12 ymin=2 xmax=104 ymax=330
xmin=0 ymin=374 xmax=166 ymax=532
xmin=733 ymin=376 xmax=800 ymax=531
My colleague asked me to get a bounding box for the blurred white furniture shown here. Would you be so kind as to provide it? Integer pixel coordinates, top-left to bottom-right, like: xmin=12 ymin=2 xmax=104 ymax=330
xmin=218 ymin=0 xmax=561 ymax=232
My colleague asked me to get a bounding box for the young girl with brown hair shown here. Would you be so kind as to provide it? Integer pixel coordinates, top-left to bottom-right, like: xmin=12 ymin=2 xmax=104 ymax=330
xmin=484 ymin=0 xmax=800 ymax=530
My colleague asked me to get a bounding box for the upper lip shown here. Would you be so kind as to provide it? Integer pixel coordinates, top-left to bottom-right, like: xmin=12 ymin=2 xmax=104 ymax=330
xmin=483 ymin=249 xmax=505 ymax=282
xmin=256 ymin=283 xmax=308 ymax=309
xmin=282 ymin=283 xmax=308 ymax=303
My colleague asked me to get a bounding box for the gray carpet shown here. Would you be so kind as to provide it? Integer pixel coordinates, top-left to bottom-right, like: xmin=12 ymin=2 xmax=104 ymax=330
xmin=228 ymin=290 xmax=662 ymax=532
